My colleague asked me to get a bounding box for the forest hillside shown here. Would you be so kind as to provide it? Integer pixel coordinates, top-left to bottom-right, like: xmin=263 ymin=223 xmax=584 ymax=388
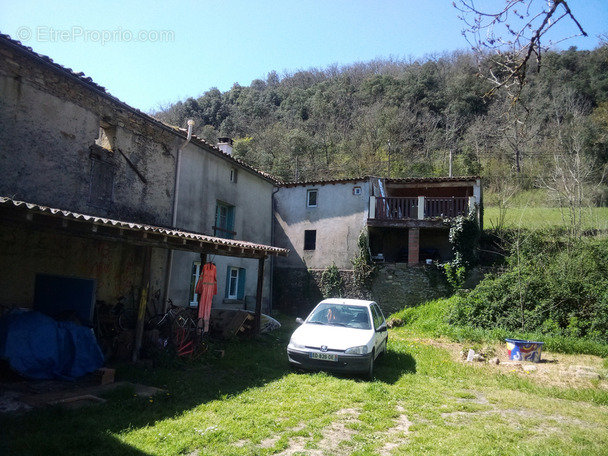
xmin=153 ymin=46 xmax=608 ymax=208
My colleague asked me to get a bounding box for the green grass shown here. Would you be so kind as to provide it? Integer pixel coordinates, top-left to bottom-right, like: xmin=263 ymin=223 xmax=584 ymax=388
xmin=483 ymin=206 xmax=608 ymax=231
xmin=2 ymin=314 xmax=608 ymax=455
xmin=391 ymin=296 xmax=608 ymax=358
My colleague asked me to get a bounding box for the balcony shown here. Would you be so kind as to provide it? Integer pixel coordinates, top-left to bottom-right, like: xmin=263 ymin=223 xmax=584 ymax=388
xmin=369 ymin=196 xmax=474 ymax=222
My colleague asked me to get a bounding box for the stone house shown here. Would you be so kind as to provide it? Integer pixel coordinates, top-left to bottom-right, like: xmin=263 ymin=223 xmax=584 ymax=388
xmin=0 ymin=34 xmax=287 ymax=354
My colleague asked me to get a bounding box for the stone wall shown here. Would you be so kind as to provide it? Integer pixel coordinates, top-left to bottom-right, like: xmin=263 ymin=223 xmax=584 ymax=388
xmin=0 ymin=37 xmax=177 ymax=226
xmin=273 ymin=268 xmax=323 ymax=317
xmin=369 ymin=264 xmax=452 ymax=315
xmin=273 ymin=263 xmax=453 ymax=317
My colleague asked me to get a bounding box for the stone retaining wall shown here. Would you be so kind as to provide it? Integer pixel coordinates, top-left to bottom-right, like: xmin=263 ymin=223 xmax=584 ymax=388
xmin=274 ymin=263 xmax=458 ymax=317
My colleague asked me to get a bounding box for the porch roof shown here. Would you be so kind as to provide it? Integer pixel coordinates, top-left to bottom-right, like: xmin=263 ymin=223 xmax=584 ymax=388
xmin=0 ymin=197 xmax=289 ymax=259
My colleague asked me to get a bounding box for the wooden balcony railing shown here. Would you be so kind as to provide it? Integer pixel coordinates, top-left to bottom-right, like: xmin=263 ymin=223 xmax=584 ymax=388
xmin=374 ymin=197 xmax=418 ymax=220
xmin=424 ymin=197 xmax=469 ymax=218
xmin=372 ymin=196 xmax=471 ymax=220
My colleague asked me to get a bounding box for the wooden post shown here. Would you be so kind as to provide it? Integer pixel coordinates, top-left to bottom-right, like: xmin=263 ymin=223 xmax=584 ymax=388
xmin=254 ymin=256 xmax=266 ymax=334
xmin=133 ymin=246 xmax=152 ymax=362
xmin=369 ymin=196 xmax=376 ymax=219
xmin=417 ymin=196 xmax=425 ymax=220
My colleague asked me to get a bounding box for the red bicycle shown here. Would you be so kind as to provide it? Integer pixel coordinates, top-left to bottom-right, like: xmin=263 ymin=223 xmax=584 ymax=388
xmin=147 ymin=301 xmax=208 ymax=358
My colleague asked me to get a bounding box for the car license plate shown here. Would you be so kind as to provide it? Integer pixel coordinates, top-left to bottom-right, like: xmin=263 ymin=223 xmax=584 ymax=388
xmin=310 ymin=352 xmax=338 ymax=362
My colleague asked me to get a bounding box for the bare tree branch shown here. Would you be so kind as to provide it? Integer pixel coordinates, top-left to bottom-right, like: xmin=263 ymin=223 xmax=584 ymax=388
xmin=455 ymin=0 xmax=588 ymax=101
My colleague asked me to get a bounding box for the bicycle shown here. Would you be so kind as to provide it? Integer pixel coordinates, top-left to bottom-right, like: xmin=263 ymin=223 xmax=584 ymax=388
xmin=146 ymin=300 xmax=208 ymax=358
xmin=169 ymin=307 xmax=209 ymax=358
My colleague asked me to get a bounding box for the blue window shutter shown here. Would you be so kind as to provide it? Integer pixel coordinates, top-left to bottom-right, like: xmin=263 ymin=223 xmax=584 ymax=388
xmin=237 ymin=268 xmax=246 ymax=300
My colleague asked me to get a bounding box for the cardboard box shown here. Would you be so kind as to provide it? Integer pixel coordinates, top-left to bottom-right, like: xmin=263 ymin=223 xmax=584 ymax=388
xmin=95 ymin=368 xmax=115 ymax=385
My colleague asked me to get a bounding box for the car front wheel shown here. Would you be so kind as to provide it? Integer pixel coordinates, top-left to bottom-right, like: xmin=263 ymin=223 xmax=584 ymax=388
xmin=366 ymin=349 xmax=375 ymax=380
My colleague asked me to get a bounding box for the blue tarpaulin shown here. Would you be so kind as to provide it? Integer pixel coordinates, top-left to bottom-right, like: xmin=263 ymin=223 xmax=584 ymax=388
xmin=0 ymin=309 xmax=104 ymax=380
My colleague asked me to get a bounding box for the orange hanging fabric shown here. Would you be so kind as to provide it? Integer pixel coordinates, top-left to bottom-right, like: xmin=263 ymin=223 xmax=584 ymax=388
xmin=195 ymin=262 xmax=217 ymax=333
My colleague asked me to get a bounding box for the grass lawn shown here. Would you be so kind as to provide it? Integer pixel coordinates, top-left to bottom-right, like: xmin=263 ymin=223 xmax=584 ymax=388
xmin=483 ymin=206 xmax=608 ymax=231
xmin=2 ymin=317 xmax=608 ymax=455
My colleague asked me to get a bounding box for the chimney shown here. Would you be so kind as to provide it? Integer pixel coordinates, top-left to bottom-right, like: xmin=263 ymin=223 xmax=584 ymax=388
xmin=217 ymin=137 xmax=233 ymax=155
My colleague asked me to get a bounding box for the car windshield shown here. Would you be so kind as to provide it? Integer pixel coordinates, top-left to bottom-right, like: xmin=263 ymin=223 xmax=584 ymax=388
xmin=307 ymin=303 xmax=371 ymax=330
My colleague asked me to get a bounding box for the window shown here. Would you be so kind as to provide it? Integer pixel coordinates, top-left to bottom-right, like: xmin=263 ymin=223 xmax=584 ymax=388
xmin=230 ymin=168 xmax=238 ymax=183
xmin=214 ymin=202 xmax=235 ymax=239
xmin=371 ymin=303 xmax=386 ymax=330
xmin=353 ymin=186 xmax=362 ymax=195
xmin=304 ymin=230 xmax=316 ymax=250
xmin=188 ymin=261 xmax=202 ymax=306
xmin=96 ymin=122 xmax=116 ymax=152
xmin=307 ymin=189 xmax=318 ymax=207
xmin=226 ymin=266 xmax=246 ymax=300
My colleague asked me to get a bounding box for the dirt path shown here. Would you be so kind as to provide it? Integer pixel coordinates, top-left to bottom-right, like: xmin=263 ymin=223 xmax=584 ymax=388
xmin=422 ymin=339 xmax=607 ymax=390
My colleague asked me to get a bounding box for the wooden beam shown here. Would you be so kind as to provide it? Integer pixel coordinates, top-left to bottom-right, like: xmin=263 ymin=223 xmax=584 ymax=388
xmin=132 ymin=245 xmax=152 ymax=362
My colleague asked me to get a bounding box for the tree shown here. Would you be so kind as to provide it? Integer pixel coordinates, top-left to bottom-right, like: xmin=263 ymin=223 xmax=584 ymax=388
xmin=538 ymin=93 xmax=607 ymax=239
xmin=455 ymin=0 xmax=587 ymax=101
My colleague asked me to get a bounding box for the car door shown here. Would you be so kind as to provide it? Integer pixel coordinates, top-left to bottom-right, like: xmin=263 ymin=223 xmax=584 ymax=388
xmin=370 ymin=303 xmax=388 ymax=356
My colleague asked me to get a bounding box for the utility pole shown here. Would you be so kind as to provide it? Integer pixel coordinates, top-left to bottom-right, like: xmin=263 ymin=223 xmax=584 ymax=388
xmin=449 ymin=149 xmax=453 ymax=177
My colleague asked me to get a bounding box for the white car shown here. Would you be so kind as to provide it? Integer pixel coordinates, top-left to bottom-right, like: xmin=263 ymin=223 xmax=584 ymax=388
xmin=287 ymin=298 xmax=388 ymax=379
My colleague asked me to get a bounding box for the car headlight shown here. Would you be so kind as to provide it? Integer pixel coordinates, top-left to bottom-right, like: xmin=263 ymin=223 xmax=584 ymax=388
xmin=345 ymin=345 xmax=368 ymax=355
xmin=288 ymin=339 xmax=306 ymax=350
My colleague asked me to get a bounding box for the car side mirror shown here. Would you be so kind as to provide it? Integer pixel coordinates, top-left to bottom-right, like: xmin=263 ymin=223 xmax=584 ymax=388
xmin=296 ymin=317 xmax=305 ymax=325
xmin=377 ymin=324 xmax=388 ymax=332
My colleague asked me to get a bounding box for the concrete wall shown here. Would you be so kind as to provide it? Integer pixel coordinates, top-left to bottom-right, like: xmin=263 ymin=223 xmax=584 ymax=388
xmin=175 ymin=144 xmax=274 ymax=241
xmin=0 ymin=38 xmax=179 ymax=316
xmin=274 ymin=180 xmax=369 ymax=270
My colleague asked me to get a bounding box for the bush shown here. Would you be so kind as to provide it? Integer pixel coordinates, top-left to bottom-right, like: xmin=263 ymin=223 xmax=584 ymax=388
xmin=448 ymin=232 xmax=608 ymax=343
xmin=351 ymin=230 xmax=376 ymax=290
xmin=320 ymin=263 xmax=343 ymax=298
xmin=442 ymin=212 xmax=481 ymax=290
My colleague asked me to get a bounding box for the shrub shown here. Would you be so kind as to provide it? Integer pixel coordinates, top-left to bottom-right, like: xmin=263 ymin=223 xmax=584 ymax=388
xmin=442 ymin=212 xmax=480 ymax=290
xmin=351 ymin=230 xmax=376 ymax=290
xmin=320 ymin=263 xmax=343 ymax=298
xmin=449 ymin=232 xmax=608 ymax=343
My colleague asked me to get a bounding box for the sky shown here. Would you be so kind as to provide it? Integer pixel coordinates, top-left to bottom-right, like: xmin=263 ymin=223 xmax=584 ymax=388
xmin=1 ymin=0 xmax=607 ymax=114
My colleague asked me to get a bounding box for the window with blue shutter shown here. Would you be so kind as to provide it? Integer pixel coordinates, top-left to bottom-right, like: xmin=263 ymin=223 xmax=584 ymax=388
xmin=226 ymin=266 xmax=246 ymax=300
xmin=214 ymin=201 xmax=236 ymax=239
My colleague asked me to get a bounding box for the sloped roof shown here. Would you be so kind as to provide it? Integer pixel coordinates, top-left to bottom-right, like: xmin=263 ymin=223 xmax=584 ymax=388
xmin=383 ymin=176 xmax=480 ymax=183
xmin=280 ymin=177 xmax=368 ymax=188
xmin=0 ymin=197 xmax=288 ymax=259
xmin=279 ymin=175 xmax=481 ymax=188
